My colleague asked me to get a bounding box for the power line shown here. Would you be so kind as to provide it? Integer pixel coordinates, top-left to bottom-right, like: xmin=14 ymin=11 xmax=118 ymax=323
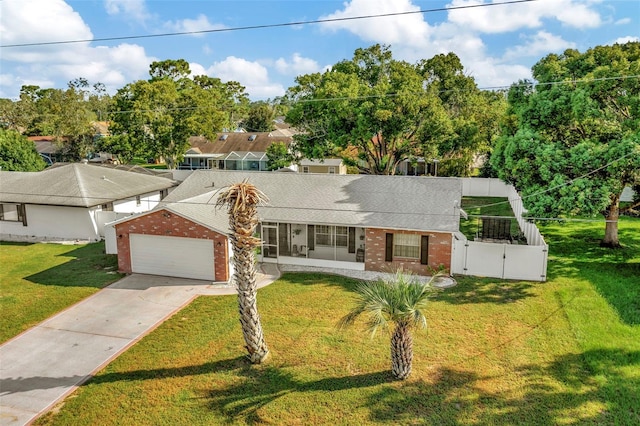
xmin=463 ymin=150 xmax=638 ymax=211
xmin=0 ymin=0 xmax=539 ymax=49
xmin=27 ymin=73 xmax=638 ymax=119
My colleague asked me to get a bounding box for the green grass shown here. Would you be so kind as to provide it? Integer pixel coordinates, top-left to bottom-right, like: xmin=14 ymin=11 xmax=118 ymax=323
xmin=0 ymin=241 xmax=123 ymax=342
xmin=34 ymin=218 xmax=640 ymax=425
xmin=459 ymin=197 xmax=519 ymax=240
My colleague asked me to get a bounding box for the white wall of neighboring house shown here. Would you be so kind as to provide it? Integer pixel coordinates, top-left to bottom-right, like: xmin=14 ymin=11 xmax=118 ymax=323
xmin=113 ymin=192 xmax=164 ymax=214
xmin=621 ymin=186 xmax=635 ymax=202
xmin=0 ymin=204 xmax=100 ymax=241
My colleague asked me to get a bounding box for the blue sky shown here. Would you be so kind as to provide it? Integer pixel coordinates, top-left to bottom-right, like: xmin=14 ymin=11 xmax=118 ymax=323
xmin=1 ymin=0 xmax=638 ymax=100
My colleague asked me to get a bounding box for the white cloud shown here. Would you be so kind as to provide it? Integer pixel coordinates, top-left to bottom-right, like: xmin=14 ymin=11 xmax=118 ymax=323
xmin=275 ymin=53 xmax=322 ymax=75
xmin=319 ymin=0 xmax=431 ymax=45
xmin=0 ymin=0 xmax=156 ymax=97
xmin=504 ymin=31 xmax=576 ymax=60
xmin=163 ymin=14 xmax=225 ymax=37
xmin=447 ymin=0 xmax=602 ymax=33
xmin=0 ymin=0 xmax=92 ymax=57
xmin=203 ymin=57 xmax=285 ymax=99
xmin=610 ymin=36 xmax=640 ymax=45
xmin=104 ymin=0 xmax=152 ymax=24
xmin=615 ymin=17 xmax=631 ymax=25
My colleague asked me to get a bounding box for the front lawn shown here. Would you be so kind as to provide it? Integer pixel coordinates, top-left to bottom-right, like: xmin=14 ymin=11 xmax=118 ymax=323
xmin=35 ymin=218 xmax=639 ymax=425
xmin=0 ymin=241 xmax=123 ymax=342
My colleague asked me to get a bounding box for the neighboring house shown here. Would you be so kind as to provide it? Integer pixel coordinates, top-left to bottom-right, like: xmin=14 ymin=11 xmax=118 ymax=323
xmin=179 ymin=132 xmax=293 ymax=171
xmin=0 ymin=163 xmax=178 ymax=242
xmin=299 ymin=158 xmax=347 ymax=174
xmin=28 ymin=136 xmax=64 ymax=165
xmin=110 ymin=171 xmax=462 ymax=282
xmin=396 ymin=158 xmax=438 ymax=176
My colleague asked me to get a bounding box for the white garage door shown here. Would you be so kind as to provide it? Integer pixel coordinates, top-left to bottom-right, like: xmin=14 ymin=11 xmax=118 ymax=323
xmin=130 ymin=234 xmax=215 ymax=280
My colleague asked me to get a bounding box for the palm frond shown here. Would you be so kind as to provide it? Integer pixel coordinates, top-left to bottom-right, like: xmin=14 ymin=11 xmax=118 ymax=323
xmin=338 ymin=268 xmax=436 ymax=338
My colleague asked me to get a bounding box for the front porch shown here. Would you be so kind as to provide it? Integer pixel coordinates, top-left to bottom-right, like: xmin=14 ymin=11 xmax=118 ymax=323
xmin=258 ymin=222 xmax=366 ymax=270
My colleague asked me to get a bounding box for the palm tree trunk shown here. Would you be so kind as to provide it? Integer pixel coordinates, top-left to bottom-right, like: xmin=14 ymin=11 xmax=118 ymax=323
xmin=218 ymin=181 xmax=270 ymax=364
xmin=390 ymin=321 xmax=413 ymax=380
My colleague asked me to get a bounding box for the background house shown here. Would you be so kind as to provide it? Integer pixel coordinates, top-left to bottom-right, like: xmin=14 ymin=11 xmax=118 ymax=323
xmin=0 ymin=163 xmax=177 ymax=242
xmin=179 ymin=132 xmax=293 ymax=171
xmin=109 ymin=171 xmax=462 ymax=281
xmin=299 ymin=158 xmax=347 ymax=174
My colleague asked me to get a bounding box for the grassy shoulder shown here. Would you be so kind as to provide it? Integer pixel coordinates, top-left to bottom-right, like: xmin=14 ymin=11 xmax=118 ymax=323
xmin=0 ymin=241 xmax=123 ymax=342
xmin=35 ymin=218 xmax=639 ymax=425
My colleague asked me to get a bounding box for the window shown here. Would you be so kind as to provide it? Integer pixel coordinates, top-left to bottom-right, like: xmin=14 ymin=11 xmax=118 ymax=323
xmin=136 ymin=195 xmax=141 ymax=206
xmin=160 ymin=189 xmax=168 ymax=200
xmin=335 ymin=226 xmax=348 ymax=247
xmin=315 ymin=225 xmax=332 ymax=246
xmin=393 ymin=233 xmax=420 ymax=259
xmin=101 ymin=203 xmax=113 ymax=211
xmin=316 ymin=225 xmax=348 ymax=247
xmin=0 ymin=203 xmax=27 ymax=226
xmin=328 ymin=166 xmax=336 ymax=174
xmin=302 ymin=166 xmax=309 ymax=173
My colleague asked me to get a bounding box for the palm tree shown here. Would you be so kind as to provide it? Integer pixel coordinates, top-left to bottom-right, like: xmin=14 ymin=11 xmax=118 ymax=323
xmin=339 ymin=269 xmax=435 ymax=380
xmin=217 ymin=180 xmax=270 ymax=363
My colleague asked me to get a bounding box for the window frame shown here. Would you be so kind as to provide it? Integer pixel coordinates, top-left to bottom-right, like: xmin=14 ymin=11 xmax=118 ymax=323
xmin=0 ymin=203 xmax=27 ymax=226
xmin=392 ymin=233 xmax=421 ymax=259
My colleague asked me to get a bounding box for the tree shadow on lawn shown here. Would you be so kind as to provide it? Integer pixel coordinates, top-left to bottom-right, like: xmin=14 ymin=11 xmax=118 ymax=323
xmin=434 ymin=277 xmax=537 ymax=305
xmin=547 ymin=259 xmax=640 ymax=326
xmin=24 ymin=244 xmax=121 ymax=289
xmin=367 ymin=349 xmax=639 ymax=425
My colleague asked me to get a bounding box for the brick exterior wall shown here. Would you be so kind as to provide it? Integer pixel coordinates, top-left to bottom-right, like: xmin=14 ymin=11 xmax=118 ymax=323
xmin=364 ymin=228 xmax=452 ymax=275
xmin=115 ymin=209 xmax=228 ymax=281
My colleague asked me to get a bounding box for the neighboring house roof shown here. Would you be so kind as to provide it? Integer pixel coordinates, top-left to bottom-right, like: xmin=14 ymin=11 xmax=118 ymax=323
xmin=48 ymin=162 xmax=174 ymax=179
xmin=187 ymin=132 xmax=292 ymax=156
xmin=299 ymin=158 xmax=344 ymax=167
xmin=0 ymin=163 xmax=178 ymax=207
xmin=160 ymin=170 xmax=462 ymax=233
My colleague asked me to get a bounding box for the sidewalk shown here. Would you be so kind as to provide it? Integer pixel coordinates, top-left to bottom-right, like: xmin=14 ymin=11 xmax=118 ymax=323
xmin=0 ymin=264 xmax=280 ymax=426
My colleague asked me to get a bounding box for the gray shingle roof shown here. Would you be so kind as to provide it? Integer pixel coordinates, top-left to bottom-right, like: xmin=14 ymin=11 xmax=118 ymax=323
xmin=0 ymin=163 xmax=178 ymax=207
xmin=161 ymin=170 xmax=462 ymax=233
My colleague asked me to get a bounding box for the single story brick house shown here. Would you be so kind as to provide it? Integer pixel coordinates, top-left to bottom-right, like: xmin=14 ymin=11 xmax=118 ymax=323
xmin=109 ymin=171 xmax=462 ymax=282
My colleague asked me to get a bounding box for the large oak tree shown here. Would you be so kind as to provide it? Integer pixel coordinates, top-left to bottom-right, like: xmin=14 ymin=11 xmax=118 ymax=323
xmin=285 ymin=45 xmax=502 ymax=176
xmin=492 ymin=42 xmax=640 ymax=247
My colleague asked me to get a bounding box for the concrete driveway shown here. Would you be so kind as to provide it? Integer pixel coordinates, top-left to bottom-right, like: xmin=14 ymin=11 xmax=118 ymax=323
xmin=0 ymin=265 xmax=279 ymax=426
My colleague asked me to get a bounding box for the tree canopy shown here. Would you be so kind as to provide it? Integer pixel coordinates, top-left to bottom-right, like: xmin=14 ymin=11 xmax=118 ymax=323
xmin=285 ymin=45 xmax=502 ymax=175
xmin=107 ymin=60 xmax=249 ymax=168
xmin=0 ymin=81 xmax=110 ymax=161
xmin=0 ymin=129 xmax=46 ymax=171
xmin=491 ymin=42 xmax=640 ymax=247
xmin=243 ymin=102 xmax=276 ymax=132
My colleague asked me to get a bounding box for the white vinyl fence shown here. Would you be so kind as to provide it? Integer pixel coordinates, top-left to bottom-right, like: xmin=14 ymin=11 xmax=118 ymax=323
xmin=452 ymin=178 xmax=548 ymax=281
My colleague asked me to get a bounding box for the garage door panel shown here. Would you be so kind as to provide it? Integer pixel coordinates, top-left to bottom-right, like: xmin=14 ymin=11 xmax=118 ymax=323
xmin=130 ymin=234 xmax=214 ymax=280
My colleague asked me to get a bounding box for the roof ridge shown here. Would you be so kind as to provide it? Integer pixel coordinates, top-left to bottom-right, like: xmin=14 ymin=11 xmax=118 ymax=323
xmin=72 ymin=164 xmax=91 ymax=205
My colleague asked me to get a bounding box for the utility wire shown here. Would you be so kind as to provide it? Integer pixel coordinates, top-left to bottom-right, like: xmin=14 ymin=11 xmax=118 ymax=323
xmin=464 ymin=150 xmax=638 ymax=211
xmin=1 ymin=0 xmax=539 ymax=49
xmin=27 ymin=73 xmax=640 ymax=118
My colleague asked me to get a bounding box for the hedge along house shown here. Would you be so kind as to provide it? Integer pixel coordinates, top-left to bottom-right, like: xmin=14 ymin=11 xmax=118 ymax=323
xmin=109 ymin=170 xmax=462 ymax=281
xmin=0 ymin=163 xmax=177 ymax=242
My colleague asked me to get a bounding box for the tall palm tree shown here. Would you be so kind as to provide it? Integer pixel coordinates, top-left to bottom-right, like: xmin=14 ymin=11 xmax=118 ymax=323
xmin=339 ymin=269 xmax=435 ymax=380
xmin=217 ymin=180 xmax=269 ymax=364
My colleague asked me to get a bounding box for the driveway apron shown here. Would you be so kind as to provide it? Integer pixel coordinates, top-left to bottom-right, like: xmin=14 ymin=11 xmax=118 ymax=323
xmin=0 ymin=266 xmax=280 ymax=426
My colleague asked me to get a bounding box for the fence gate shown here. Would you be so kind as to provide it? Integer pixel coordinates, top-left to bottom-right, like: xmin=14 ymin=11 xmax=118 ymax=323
xmin=452 ymin=239 xmax=547 ymax=282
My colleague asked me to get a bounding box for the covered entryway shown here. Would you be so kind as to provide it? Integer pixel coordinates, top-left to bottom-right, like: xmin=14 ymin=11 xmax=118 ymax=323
xmin=129 ymin=234 xmax=215 ymax=280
